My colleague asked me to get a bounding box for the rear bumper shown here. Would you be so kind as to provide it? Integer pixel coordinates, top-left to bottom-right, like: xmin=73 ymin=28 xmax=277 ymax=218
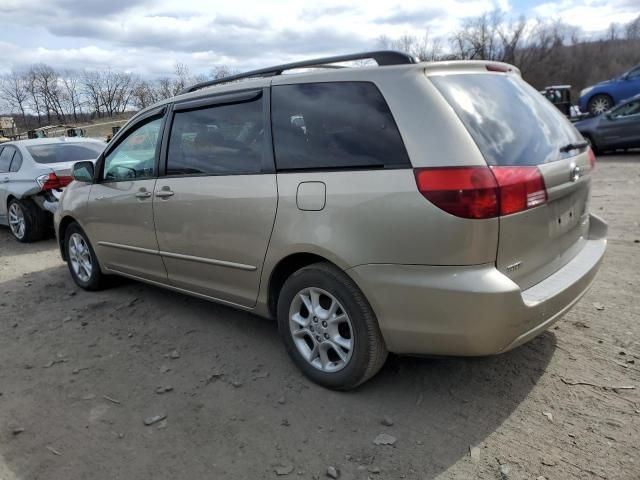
xmin=348 ymin=214 xmax=607 ymax=356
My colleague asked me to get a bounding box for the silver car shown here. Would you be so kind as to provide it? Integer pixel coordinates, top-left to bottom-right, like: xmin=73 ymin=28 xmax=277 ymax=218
xmin=1 ymin=137 xmax=105 ymax=242
xmin=55 ymin=52 xmax=607 ymax=389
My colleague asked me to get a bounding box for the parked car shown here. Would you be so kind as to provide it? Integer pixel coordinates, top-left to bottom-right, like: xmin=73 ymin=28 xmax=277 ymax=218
xmin=55 ymin=52 xmax=607 ymax=390
xmin=579 ymin=65 xmax=640 ymax=115
xmin=0 ymin=137 xmax=105 ymax=242
xmin=575 ymin=94 xmax=640 ymax=154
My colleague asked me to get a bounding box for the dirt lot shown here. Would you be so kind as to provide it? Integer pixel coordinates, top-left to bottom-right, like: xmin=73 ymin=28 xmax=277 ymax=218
xmin=0 ymin=153 xmax=638 ymax=480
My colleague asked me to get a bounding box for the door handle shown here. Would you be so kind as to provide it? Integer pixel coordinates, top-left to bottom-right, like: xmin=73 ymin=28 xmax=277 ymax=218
xmin=135 ymin=189 xmax=152 ymax=199
xmin=1 ymin=177 xmax=9 ymax=183
xmin=155 ymin=188 xmax=174 ymax=199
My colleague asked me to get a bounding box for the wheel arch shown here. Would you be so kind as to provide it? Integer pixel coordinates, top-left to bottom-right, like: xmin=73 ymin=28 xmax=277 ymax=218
xmin=266 ymin=252 xmax=343 ymax=319
xmin=57 ymin=215 xmax=80 ymax=261
xmin=587 ymin=92 xmax=614 ymax=110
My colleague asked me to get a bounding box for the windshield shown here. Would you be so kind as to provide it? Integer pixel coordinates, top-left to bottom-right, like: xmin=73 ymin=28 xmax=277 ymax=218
xmin=431 ymin=74 xmax=584 ymax=166
xmin=27 ymin=142 xmax=104 ymax=164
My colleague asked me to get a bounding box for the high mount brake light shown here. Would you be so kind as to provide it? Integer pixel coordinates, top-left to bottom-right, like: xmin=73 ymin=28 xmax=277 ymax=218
xmin=36 ymin=173 xmax=73 ymax=191
xmin=486 ymin=64 xmax=511 ymax=73
xmin=414 ymin=166 xmax=547 ymax=219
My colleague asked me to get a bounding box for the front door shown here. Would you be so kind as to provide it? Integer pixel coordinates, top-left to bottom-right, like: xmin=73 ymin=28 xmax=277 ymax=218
xmin=619 ymin=66 xmax=640 ymax=102
xmin=599 ymin=99 xmax=640 ymax=149
xmin=85 ymin=112 xmax=168 ymax=283
xmin=153 ymin=91 xmax=277 ymax=307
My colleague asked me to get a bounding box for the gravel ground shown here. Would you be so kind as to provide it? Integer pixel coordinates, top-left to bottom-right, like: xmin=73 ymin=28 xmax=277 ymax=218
xmin=0 ymin=153 xmax=638 ymax=480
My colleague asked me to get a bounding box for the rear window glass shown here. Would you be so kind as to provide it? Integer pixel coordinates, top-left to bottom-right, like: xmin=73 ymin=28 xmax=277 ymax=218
xmin=272 ymin=82 xmax=410 ymax=170
xmin=431 ymin=74 xmax=584 ymax=166
xmin=27 ymin=142 xmax=104 ymax=164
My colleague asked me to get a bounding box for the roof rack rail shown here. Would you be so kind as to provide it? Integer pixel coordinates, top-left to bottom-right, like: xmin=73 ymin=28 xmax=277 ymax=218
xmin=179 ymin=50 xmax=417 ymax=95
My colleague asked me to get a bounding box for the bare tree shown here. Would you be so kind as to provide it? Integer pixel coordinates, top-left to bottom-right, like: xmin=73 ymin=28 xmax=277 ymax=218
xmin=60 ymin=70 xmax=83 ymax=122
xmin=0 ymin=71 xmax=29 ymax=128
xmin=31 ymin=64 xmax=67 ymax=123
xmin=625 ymin=15 xmax=640 ymax=39
xmin=378 ymin=32 xmax=442 ymax=61
xmin=451 ymin=10 xmax=504 ymax=60
xmin=210 ymin=65 xmax=235 ymax=79
xmin=82 ymin=70 xmax=104 ymax=118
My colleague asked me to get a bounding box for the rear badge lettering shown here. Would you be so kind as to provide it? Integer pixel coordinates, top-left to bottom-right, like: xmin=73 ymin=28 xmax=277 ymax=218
xmin=506 ymin=261 xmax=523 ymax=273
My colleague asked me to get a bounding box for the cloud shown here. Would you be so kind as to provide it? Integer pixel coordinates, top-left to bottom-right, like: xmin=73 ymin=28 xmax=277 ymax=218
xmin=299 ymin=6 xmax=360 ymax=21
xmin=0 ymin=0 xmax=636 ymax=78
xmin=51 ymin=0 xmax=151 ymax=17
xmin=374 ymin=7 xmax=446 ymax=26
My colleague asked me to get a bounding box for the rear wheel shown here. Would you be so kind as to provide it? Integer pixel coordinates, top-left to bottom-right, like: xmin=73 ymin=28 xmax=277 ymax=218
xmin=277 ymin=262 xmax=387 ymax=390
xmin=7 ymin=198 xmax=46 ymax=243
xmin=64 ymin=223 xmax=104 ymax=290
xmin=587 ymin=94 xmax=613 ymax=115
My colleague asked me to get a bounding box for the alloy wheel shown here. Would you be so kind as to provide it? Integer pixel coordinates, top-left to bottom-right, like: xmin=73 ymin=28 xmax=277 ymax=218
xmin=68 ymin=233 xmax=93 ymax=282
xmin=8 ymin=203 xmax=26 ymax=240
xmin=591 ymin=97 xmax=611 ymax=114
xmin=288 ymin=287 xmax=354 ymax=373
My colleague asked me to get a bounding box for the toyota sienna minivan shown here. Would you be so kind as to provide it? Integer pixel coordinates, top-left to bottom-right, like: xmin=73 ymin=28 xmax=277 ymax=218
xmin=55 ymin=51 xmax=607 ymax=389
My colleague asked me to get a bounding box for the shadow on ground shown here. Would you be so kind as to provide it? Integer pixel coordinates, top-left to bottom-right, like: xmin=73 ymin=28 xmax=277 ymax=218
xmin=0 ymin=238 xmax=555 ymax=479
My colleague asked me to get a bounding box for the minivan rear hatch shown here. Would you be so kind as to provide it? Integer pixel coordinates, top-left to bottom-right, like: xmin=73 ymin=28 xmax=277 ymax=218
xmin=431 ymin=71 xmax=592 ymax=290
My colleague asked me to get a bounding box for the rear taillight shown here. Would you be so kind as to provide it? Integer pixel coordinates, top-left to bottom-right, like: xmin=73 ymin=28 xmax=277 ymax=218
xmin=36 ymin=173 xmax=73 ymax=191
xmin=414 ymin=167 xmax=499 ymax=219
xmin=491 ymin=166 xmax=547 ymax=216
xmin=414 ymin=166 xmax=547 ymax=219
xmin=587 ymin=146 xmax=596 ymax=170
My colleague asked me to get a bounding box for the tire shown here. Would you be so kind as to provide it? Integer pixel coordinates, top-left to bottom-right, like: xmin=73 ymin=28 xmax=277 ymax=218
xmin=64 ymin=223 xmax=104 ymax=291
xmin=277 ymin=262 xmax=387 ymax=390
xmin=7 ymin=198 xmax=46 ymax=243
xmin=587 ymin=94 xmax=613 ymax=115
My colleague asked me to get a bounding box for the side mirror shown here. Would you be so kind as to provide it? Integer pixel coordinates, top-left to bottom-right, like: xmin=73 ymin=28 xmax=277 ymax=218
xmin=72 ymin=161 xmax=95 ymax=183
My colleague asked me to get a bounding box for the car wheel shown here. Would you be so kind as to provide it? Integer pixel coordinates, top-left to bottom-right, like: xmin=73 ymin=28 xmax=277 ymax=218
xmin=277 ymin=262 xmax=387 ymax=390
xmin=64 ymin=223 xmax=104 ymax=290
xmin=7 ymin=198 xmax=46 ymax=243
xmin=587 ymin=94 xmax=613 ymax=115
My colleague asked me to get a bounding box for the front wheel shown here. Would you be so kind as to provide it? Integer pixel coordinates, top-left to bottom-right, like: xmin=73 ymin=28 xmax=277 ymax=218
xmin=277 ymin=262 xmax=387 ymax=390
xmin=64 ymin=223 xmax=104 ymax=290
xmin=587 ymin=94 xmax=613 ymax=115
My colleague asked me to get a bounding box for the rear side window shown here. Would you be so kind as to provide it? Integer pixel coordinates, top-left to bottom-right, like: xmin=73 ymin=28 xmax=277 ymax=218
xmin=9 ymin=150 xmax=22 ymax=172
xmin=271 ymin=82 xmax=410 ymax=170
xmin=0 ymin=147 xmax=13 ymax=173
xmin=431 ymin=74 xmax=584 ymax=166
xmin=26 ymin=143 xmax=104 ymax=164
xmin=167 ymin=98 xmax=264 ymax=176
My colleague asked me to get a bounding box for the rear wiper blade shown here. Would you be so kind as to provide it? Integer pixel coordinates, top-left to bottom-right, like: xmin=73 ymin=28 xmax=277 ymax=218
xmin=559 ymin=141 xmax=589 ymax=153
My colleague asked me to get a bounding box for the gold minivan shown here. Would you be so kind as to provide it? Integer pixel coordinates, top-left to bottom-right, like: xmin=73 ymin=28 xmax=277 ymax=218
xmin=55 ymin=51 xmax=607 ymax=389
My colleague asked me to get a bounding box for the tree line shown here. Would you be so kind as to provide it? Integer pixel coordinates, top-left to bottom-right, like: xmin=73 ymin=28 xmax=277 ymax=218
xmin=0 ymin=63 xmax=234 ymax=131
xmin=380 ymin=12 xmax=640 ymax=98
xmin=1 ymin=12 xmax=639 ymax=132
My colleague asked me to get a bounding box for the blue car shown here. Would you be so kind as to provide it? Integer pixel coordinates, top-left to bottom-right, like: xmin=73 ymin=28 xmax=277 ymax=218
xmin=579 ymin=65 xmax=640 ymax=115
xmin=574 ymin=94 xmax=640 ymax=154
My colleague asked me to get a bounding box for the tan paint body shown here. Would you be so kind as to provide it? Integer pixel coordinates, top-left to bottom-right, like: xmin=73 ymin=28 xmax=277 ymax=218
xmin=56 ymin=61 xmax=607 ymax=356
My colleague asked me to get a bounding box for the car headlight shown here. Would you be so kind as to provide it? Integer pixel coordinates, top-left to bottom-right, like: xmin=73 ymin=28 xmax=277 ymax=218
xmin=580 ymin=86 xmax=594 ymax=97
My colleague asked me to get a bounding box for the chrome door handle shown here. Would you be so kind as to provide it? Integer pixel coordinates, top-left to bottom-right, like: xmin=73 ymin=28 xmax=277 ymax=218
xmin=155 ymin=189 xmax=174 ymax=198
xmin=135 ymin=190 xmax=152 ymax=199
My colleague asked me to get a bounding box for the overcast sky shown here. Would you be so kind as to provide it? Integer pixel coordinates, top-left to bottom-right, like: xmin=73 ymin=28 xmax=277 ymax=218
xmin=1 ymin=0 xmax=638 ymax=77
